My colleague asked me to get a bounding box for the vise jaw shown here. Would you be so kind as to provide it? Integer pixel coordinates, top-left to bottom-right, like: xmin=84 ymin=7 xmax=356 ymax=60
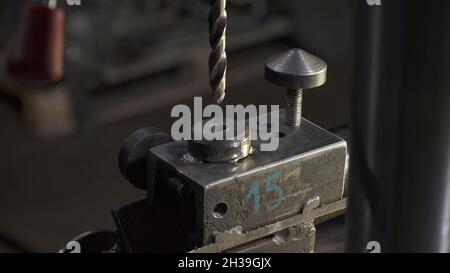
xmin=113 ymin=109 xmax=347 ymax=252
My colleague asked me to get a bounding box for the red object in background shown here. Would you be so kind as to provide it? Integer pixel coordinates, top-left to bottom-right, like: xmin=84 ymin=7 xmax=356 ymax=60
xmin=7 ymin=2 xmax=65 ymax=84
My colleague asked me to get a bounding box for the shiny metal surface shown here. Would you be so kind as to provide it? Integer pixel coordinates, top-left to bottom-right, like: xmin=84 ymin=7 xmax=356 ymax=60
xmin=286 ymin=88 xmax=303 ymax=128
xmin=148 ymin=110 xmax=347 ymax=245
xmin=265 ymin=49 xmax=327 ymax=90
xmin=188 ymin=119 xmax=252 ymax=163
xmin=265 ymin=49 xmax=327 ymax=128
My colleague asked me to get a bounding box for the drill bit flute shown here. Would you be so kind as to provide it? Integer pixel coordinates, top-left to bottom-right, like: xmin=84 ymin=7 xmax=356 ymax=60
xmin=209 ymin=0 xmax=227 ymax=104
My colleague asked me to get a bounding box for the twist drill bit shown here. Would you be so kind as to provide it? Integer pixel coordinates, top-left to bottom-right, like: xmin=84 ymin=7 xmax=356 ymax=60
xmin=209 ymin=0 xmax=227 ymax=104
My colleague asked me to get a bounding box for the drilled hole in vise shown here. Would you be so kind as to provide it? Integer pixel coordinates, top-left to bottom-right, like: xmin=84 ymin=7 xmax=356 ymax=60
xmin=213 ymin=203 xmax=228 ymax=218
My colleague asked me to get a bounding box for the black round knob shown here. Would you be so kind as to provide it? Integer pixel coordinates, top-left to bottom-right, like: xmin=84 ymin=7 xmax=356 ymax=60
xmin=118 ymin=127 xmax=172 ymax=189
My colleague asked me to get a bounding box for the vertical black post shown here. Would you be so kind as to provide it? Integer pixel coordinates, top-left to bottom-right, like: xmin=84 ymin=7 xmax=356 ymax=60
xmin=349 ymin=0 xmax=450 ymax=252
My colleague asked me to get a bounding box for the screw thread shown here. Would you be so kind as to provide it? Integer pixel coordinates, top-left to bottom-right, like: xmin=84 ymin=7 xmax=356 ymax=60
xmin=286 ymin=88 xmax=303 ymax=127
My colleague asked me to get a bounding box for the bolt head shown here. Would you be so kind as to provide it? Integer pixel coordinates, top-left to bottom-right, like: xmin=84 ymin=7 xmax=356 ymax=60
xmin=265 ymin=49 xmax=327 ymax=90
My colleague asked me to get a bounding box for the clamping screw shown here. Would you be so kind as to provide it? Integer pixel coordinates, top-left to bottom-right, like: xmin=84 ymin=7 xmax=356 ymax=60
xmin=265 ymin=49 xmax=327 ymax=128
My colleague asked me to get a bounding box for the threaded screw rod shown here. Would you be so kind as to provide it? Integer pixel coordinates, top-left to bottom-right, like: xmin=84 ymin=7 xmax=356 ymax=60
xmin=286 ymin=88 xmax=303 ymax=127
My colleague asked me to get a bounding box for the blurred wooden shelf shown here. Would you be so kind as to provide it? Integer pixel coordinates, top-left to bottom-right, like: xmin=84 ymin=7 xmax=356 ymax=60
xmin=90 ymin=16 xmax=292 ymax=125
xmin=0 ymin=16 xmax=293 ymax=138
xmin=0 ymin=75 xmax=76 ymax=138
xmin=92 ymin=41 xmax=290 ymax=125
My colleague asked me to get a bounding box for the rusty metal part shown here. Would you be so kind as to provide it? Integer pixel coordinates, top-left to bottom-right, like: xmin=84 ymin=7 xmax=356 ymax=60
xmin=111 ymin=110 xmax=349 ymax=253
xmin=112 ymin=110 xmax=347 ymax=252
xmin=148 ymin=110 xmax=347 ymax=246
xmin=111 ymin=197 xmax=347 ymax=253
xmin=191 ymin=197 xmax=347 ymax=253
xmin=209 ymin=0 xmax=227 ymax=104
xmin=227 ymin=222 xmax=316 ymax=253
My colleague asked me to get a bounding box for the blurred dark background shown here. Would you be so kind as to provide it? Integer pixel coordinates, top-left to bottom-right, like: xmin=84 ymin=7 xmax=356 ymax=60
xmin=0 ymin=0 xmax=353 ymax=252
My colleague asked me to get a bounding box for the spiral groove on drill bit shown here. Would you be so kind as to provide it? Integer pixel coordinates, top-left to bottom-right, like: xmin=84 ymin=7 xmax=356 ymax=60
xmin=209 ymin=0 xmax=227 ymax=104
xmin=286 ymin=89 xmax=303 ymax=127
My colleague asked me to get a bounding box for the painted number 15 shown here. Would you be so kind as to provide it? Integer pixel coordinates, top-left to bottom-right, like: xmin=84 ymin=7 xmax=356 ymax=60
xmin=243 ymin=170 xmax=284 ymax=214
